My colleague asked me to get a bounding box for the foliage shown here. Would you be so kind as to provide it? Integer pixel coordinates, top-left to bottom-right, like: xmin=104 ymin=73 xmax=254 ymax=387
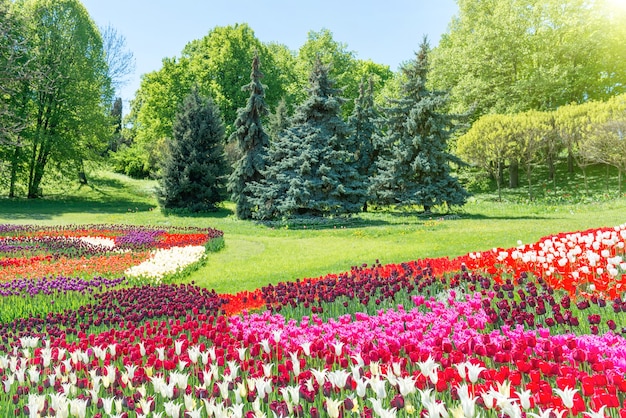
xmin=0 ymin=0 xmax=31 ymax=147
xmin=267 ymin=97 xmax=291 ymax=141
xmin=125 ymin=56 xmax=194 ymax=173
xmin=7 ymin=0 xmax=113 ymax=198
xmin=182 ymin=23 xmax=286 ymax=136
xmin=157 ymin=87 xmax=228 ymax=212
xmin=250 ymin=59 xmax=364 ymax=219
xmin=126 ymin=24 xmax=286 ymax=176
xmin=127 ymin=26 xmax=393 ymax=178
xmin=460 ymin=94 xmax=626 ymax=198
xmin=582 ymin=118 xmax=626 ymax=193
xmin=227 ymin=53 xmax=271 ymax=220
xmin=294 ymin=29 xmax=394 ymax=118
xmin=430 ymin=0 xmax=626 ymax=116
xmin=370 ymin=39 xmax=469 ymax=212
xmin=457 ymin=114 xmax=517 ymax=200
xmin=347 ymin=77 xmax=379 ymax=210
xmin=109 ymin=144 xmax=151 ymax=178
xmin=265 ymin=42 xmax=300 ymax=112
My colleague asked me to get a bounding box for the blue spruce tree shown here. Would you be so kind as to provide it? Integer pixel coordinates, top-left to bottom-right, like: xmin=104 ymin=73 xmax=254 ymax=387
xmin=157 ymin=86 xmax=227 ymax=212
xmin=347 ymin=77 xmax=378 ymax=211
xmin=370 ymin=39 xmax=468 ymax=212
xmin=251 ymin=58 xmax=364 ymax=219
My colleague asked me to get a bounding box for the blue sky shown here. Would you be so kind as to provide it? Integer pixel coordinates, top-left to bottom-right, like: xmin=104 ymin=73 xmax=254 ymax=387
xmin=81 ymin=0 xmax=459 ymax=110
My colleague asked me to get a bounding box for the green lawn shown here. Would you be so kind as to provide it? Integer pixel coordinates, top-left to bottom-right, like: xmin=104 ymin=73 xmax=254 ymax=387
xmin=1 ymin=168 xmax=625 ymax=294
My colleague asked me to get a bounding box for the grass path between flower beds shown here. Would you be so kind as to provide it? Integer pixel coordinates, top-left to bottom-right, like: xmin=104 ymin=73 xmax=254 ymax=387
xmin=1 ymin=169 xmax=626 ymax=293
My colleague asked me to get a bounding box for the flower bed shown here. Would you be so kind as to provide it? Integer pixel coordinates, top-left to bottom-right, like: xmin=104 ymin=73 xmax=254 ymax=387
xmin=0 ymin=224 xmax=223 ymax=283
xmin=0 ymin=223 xmax=624 ymax=417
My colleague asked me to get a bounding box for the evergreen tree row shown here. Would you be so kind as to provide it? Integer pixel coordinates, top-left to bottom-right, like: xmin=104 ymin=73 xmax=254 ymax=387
xmin=158 ymin=40 xmax=468 ymax=218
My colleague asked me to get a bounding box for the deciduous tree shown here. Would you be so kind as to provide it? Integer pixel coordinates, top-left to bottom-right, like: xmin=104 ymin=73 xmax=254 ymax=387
xmin=100 ymin=23 xmax=135 ymax=91
xmin=295 ymin=29 xmax=393 ymax=118
xmin=0 ymin=0 xmax=34 ymax=197
xmin=128 ymin=24 xmax=287 ymax=176
xmin=15 ymin=0 xmax=113 ymax=198
xmin=457 ymin=114 xmax=517 ymax=200
xmin=579 ymin=94 xmax=626 ymax=194
xmin=431 ymin=0 xmax=626 ymax=115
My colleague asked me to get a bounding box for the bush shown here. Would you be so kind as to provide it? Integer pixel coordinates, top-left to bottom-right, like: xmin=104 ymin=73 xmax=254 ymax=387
xmin=110 ymin=145 xmax=151 ymax=179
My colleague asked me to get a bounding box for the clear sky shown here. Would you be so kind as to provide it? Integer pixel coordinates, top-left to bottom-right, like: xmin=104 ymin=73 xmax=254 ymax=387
xmin=80 ymin=0 xmax=459 ymax=111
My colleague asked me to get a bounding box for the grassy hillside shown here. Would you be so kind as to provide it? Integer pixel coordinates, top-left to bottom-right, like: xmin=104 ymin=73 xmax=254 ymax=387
xmin=1 ymin=165 xmax=625 ymax=293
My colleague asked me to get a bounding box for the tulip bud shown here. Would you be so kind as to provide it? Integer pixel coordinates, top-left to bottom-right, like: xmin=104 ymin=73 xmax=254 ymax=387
xmin=310 ymin=406 xmax=320 ymax=418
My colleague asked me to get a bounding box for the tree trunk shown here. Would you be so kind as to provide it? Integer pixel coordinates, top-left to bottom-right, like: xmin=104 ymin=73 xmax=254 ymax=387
xmin=567 ymin=148 xmax=574 ymax=174
xmin=547 ymin=154 xmax=555 ymax=182
xmin=28 ymin=145 xmax=49 ymax=199
xmin=496 ymin=161 xmax=502 ymax=202
xmin=8 ymin=146 xmax=20 ymax=198
xmin=509 ymin=160 xmax=519 ymax=188
xmin=28 ymin=164 xmax=45 ymax=198
xmin=77 ymin=159 xmax=88 ymax=185
xmin=527 ymin=163 xmax=533 ymax=201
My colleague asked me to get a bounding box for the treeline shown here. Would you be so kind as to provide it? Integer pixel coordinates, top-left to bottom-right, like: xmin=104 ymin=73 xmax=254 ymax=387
xmin=457 ymin=95 xmax=626 ymax=200
xmin=2 ymin=0 xmax=625 ymax=210
xmin=158 ymin=43 xmax=468 ymax=219
xmin=114 ymin=24 xmax=394 ymax=178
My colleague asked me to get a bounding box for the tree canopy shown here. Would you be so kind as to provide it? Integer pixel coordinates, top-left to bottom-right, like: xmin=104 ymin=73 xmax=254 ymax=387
xmin=5 ymin=0 xmax=113 ymax=198
xmin=125 ymin=26 xmax=394 ymax=178
xmin=430 ymin=0 xmax=626 ymax=116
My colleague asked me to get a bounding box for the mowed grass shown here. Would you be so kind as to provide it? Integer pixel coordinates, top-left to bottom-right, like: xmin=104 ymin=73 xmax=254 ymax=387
xmin=1 ymin=167 xmax=625 ymax=293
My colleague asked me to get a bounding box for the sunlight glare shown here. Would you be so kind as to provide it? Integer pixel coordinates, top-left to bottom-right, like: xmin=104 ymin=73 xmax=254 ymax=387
xmin=605 ymin=0 xmax=626 ymax=10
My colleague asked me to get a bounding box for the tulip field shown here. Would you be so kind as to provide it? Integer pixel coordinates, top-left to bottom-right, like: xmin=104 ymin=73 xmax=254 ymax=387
xmin=1 ymin=222 xmax=626 ymax=418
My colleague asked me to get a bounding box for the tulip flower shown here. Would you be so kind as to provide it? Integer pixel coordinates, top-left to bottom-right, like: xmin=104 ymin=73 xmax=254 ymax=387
xmin=396 ymin=375 xmax=417 ymax=397
xmin=465 ymin=363 xmax=486 ymax=383
xmin=417 ymin=355 xmax=439 ymax=381
xmin=300 ymin=341 xmax=312 ymax=356
xmin=100 ymin=397 xmax=115 ymax=415
xmin=515 ymin=389 xmax=533 ymax=410
xmin=554 ymin=387 xmax=578 ymax=409
xmin=584 ymin=405 xmax=607 ymax=418
xmin=25 ymin=394 xmax=45 ymax=418
xmin=69 ymin=398 xmax=88 ymax=418
xmin=328 ymin=369 xmax=350 ymax=389
xmin=164 ymin=400 xmax=182 ymax=418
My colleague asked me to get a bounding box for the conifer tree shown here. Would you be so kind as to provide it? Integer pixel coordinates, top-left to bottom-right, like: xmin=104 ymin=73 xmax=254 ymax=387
xmin=370 ymin=39 xmax=468 ymax=212
xmin=157 ymin=86 xmax=227 ymax=212
xmin=228 ymin=53 xmax=270 ymax=219
xmin=347 ymin=77 xmax=378 ymax=211
xmin=267 ymin=97 xmax=290 ymax=141
xmin=251 ymin=59 xmax=364 ymax=219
